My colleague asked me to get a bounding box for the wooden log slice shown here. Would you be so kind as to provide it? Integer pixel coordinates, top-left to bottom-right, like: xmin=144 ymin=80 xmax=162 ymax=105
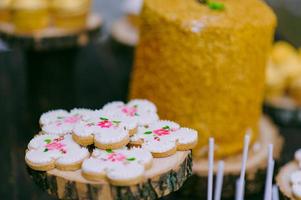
xmin=166 ymin=116 xmax=284 ymax=199
xmin=27 ymin=151 xmax=192 ymax=200
xmin=264 ymin=96 xmax=301 ymax=127
xmin=111 ymin=17 xmax=138 ymax=47
xmin=276 ymin=161 xmax=299 ymax=200
xmin=0 ymin=14 xmax=102 ymax=51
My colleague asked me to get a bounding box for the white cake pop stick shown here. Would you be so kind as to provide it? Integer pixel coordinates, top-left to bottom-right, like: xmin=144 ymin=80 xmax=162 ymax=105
xmin=264 ymin=144 xmax=275 ymax=200
xmin=214 ymin=161 xmax=224 ymax=200
xmin=272 ymin=185 xmax=279 ymax=200
xmin=237 ymin=133 xmax=251 ymax=200
xmin=207 ymin=138 xmax=214 ymax=200
xmin=235 ymin=179 xmax=244 ymax=200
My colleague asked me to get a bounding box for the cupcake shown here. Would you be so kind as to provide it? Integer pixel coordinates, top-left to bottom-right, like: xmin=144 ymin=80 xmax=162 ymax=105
xmin=51 ymin=0 xmax=91 ymax=30
xmin=11 ymin=0 xmax=49 ymax=33
xmin=277 ymin=149 xmax=301 ymax=199
xmin=0 ymin=0 xmax=12 ymax=23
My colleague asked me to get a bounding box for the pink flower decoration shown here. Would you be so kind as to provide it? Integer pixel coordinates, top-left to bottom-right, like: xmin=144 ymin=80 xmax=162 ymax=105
xmin=45 ymin=141 xmax=66 ymax=151
xmin=153 ymin=128 xmax=170 ymax=136
xmin=121 ymin=106 xmax=137 ymax=117
xmin=64 ymin=115 xmax=81 ymax=124
xmin=107 ymin=153 xmax=126 ymax=162
xmin=97 ymin=120 xmax=113 ymax=128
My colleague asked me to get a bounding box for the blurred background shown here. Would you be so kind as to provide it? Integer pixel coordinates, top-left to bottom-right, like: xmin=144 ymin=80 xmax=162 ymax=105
xmin=1 ymin=0 xmax=301 ymax=199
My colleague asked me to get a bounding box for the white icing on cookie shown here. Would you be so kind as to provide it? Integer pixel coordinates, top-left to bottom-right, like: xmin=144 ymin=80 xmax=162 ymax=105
xmin=73 ymin=122 xmax=94 ymax=137
xmin=295 ymin=149 xmax=301 ymax=162
xmin=82 ymin=158 xmax=107 ymax=174
xmin=292 ymin=184 xmax=301 ymax=199
xmin=174 ymin=128 xmax=198 ymax=145
xmin=39 ymin=109 xmax=69 ymax=126
xmin=127 ymin=99 xmax=157 ymax=113
xmin=25 ymin=134 xmax=89 ymax=170
xmin=290 ymin=171 xmax=301 ymax=185
xmin=94 ymin=127 xmax=129 ymax=144
xmin=70 ymin=108 xmax=95 ymax=121
xmin=107 ymin=163 xmax=144 ymax=181
xmin=102 ymin=101 xmax=125 ymax=111
xmin=82 ymin=148 xmax=153 ymax=184
xmin=129 ymin=120 xmax=198 ymax=156
xmin=72 ymin=111 xmax=131 ymax=148
xmin=42 ymin=123 xmax=74 ymax=135
xmin=102 ymin=99 xmax=159 ymax=126
xmin=142 ymin=140 xmax=176 ymax=153
xmin=40 ymin=109 xmax=95 ymax=135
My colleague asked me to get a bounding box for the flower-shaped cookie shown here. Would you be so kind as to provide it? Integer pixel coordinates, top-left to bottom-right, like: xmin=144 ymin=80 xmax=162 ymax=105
xmin=290 ymin=149 xmax=301 ymax=198
xmin=130 ymin=120 xmax=198 ymax=157
xmin=102 ymin=99 xmax=159 ymax=126
xmin=290 ymin=170 xmax=301 ymax=199
xmin=25 ymin=134 xmax=89 ymax=171
xmin=82 ymin=148 xmax=153 ymax=185
xmin=40 ymin=108 xmax=94 ymax=135
xmin=72 ymin=110 xmax=135 ymax=149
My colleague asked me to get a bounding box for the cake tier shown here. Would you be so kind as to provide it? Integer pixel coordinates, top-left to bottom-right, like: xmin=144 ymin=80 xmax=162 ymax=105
xmin=130 ymin=0 xmax=276 ymax=157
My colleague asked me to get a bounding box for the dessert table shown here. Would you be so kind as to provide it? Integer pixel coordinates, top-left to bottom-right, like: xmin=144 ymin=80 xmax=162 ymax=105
xmin=0 ymin=34 xmax=300 ymax=200
xmin=1 ymin=1 xmax=301 ymax=199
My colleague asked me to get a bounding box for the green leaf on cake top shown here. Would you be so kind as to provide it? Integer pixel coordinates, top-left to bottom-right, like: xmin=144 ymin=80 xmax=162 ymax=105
xmin=208 ymin=2 xmax=224 ymax=10
xmin=199 ymin=0 xmax=225 ymax=11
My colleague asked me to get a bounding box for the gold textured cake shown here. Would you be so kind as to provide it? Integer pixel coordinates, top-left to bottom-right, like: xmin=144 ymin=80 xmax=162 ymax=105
xmin=11 ymin=0 xmax=49 ymax=33
xmin=0 ymin=0 xmax=11 ymax=23
xmin=130 ymin=0 xmax=276 ymax=158
xmin=51 ymin=0 xmax=91 ymax=30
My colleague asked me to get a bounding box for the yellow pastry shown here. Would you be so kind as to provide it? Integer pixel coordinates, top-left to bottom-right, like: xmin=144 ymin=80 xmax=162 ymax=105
xmin=130 ymin=0 xmax=276 ymax=158
xmin=51 ymin=0 xmax=91 ymax=30
xmin=298 ymin=48 xmax=301 ymax=59
xmin=271 ymin=41 xmax=297 ymax=66
xmin=0 ymin=0 xmax=12 ymax=23
xmin=11 ymin=0 xmax=49 ymax=33
xmin=265 ymin=60 xmax=287 ymax=100
xmin=289 ymin=77 xmax=301 ymax=105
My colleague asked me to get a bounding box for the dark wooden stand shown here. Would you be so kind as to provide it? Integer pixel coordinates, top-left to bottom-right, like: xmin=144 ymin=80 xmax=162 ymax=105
xmin=27 ymin=151 xmax=192 ymax=200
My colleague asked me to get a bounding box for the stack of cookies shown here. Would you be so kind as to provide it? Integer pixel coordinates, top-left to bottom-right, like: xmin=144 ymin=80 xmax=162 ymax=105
xmin=25 ymin=99 xmax=198 ymax=186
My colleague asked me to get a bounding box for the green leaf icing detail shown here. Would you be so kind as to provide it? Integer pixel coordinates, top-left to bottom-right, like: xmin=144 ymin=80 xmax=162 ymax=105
xmin=106 ymin=149 xmax=113 ymax=153
xmin=44 ymin=139 xmax=51 ymax=144
xmin=163 ymin=126 xmax=170 ymax=130
xmin=44 ymin=148 xmax=48 ymax=152
xmin=127 ymin=157 xmax=136 ymax=161
xmin=100 ymin=117 xmax=108 ymax=121
xmin=112 ymin=120 xmax=121 ymax=124
xmin=144 ymin=131 xmax=152 ymax=135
